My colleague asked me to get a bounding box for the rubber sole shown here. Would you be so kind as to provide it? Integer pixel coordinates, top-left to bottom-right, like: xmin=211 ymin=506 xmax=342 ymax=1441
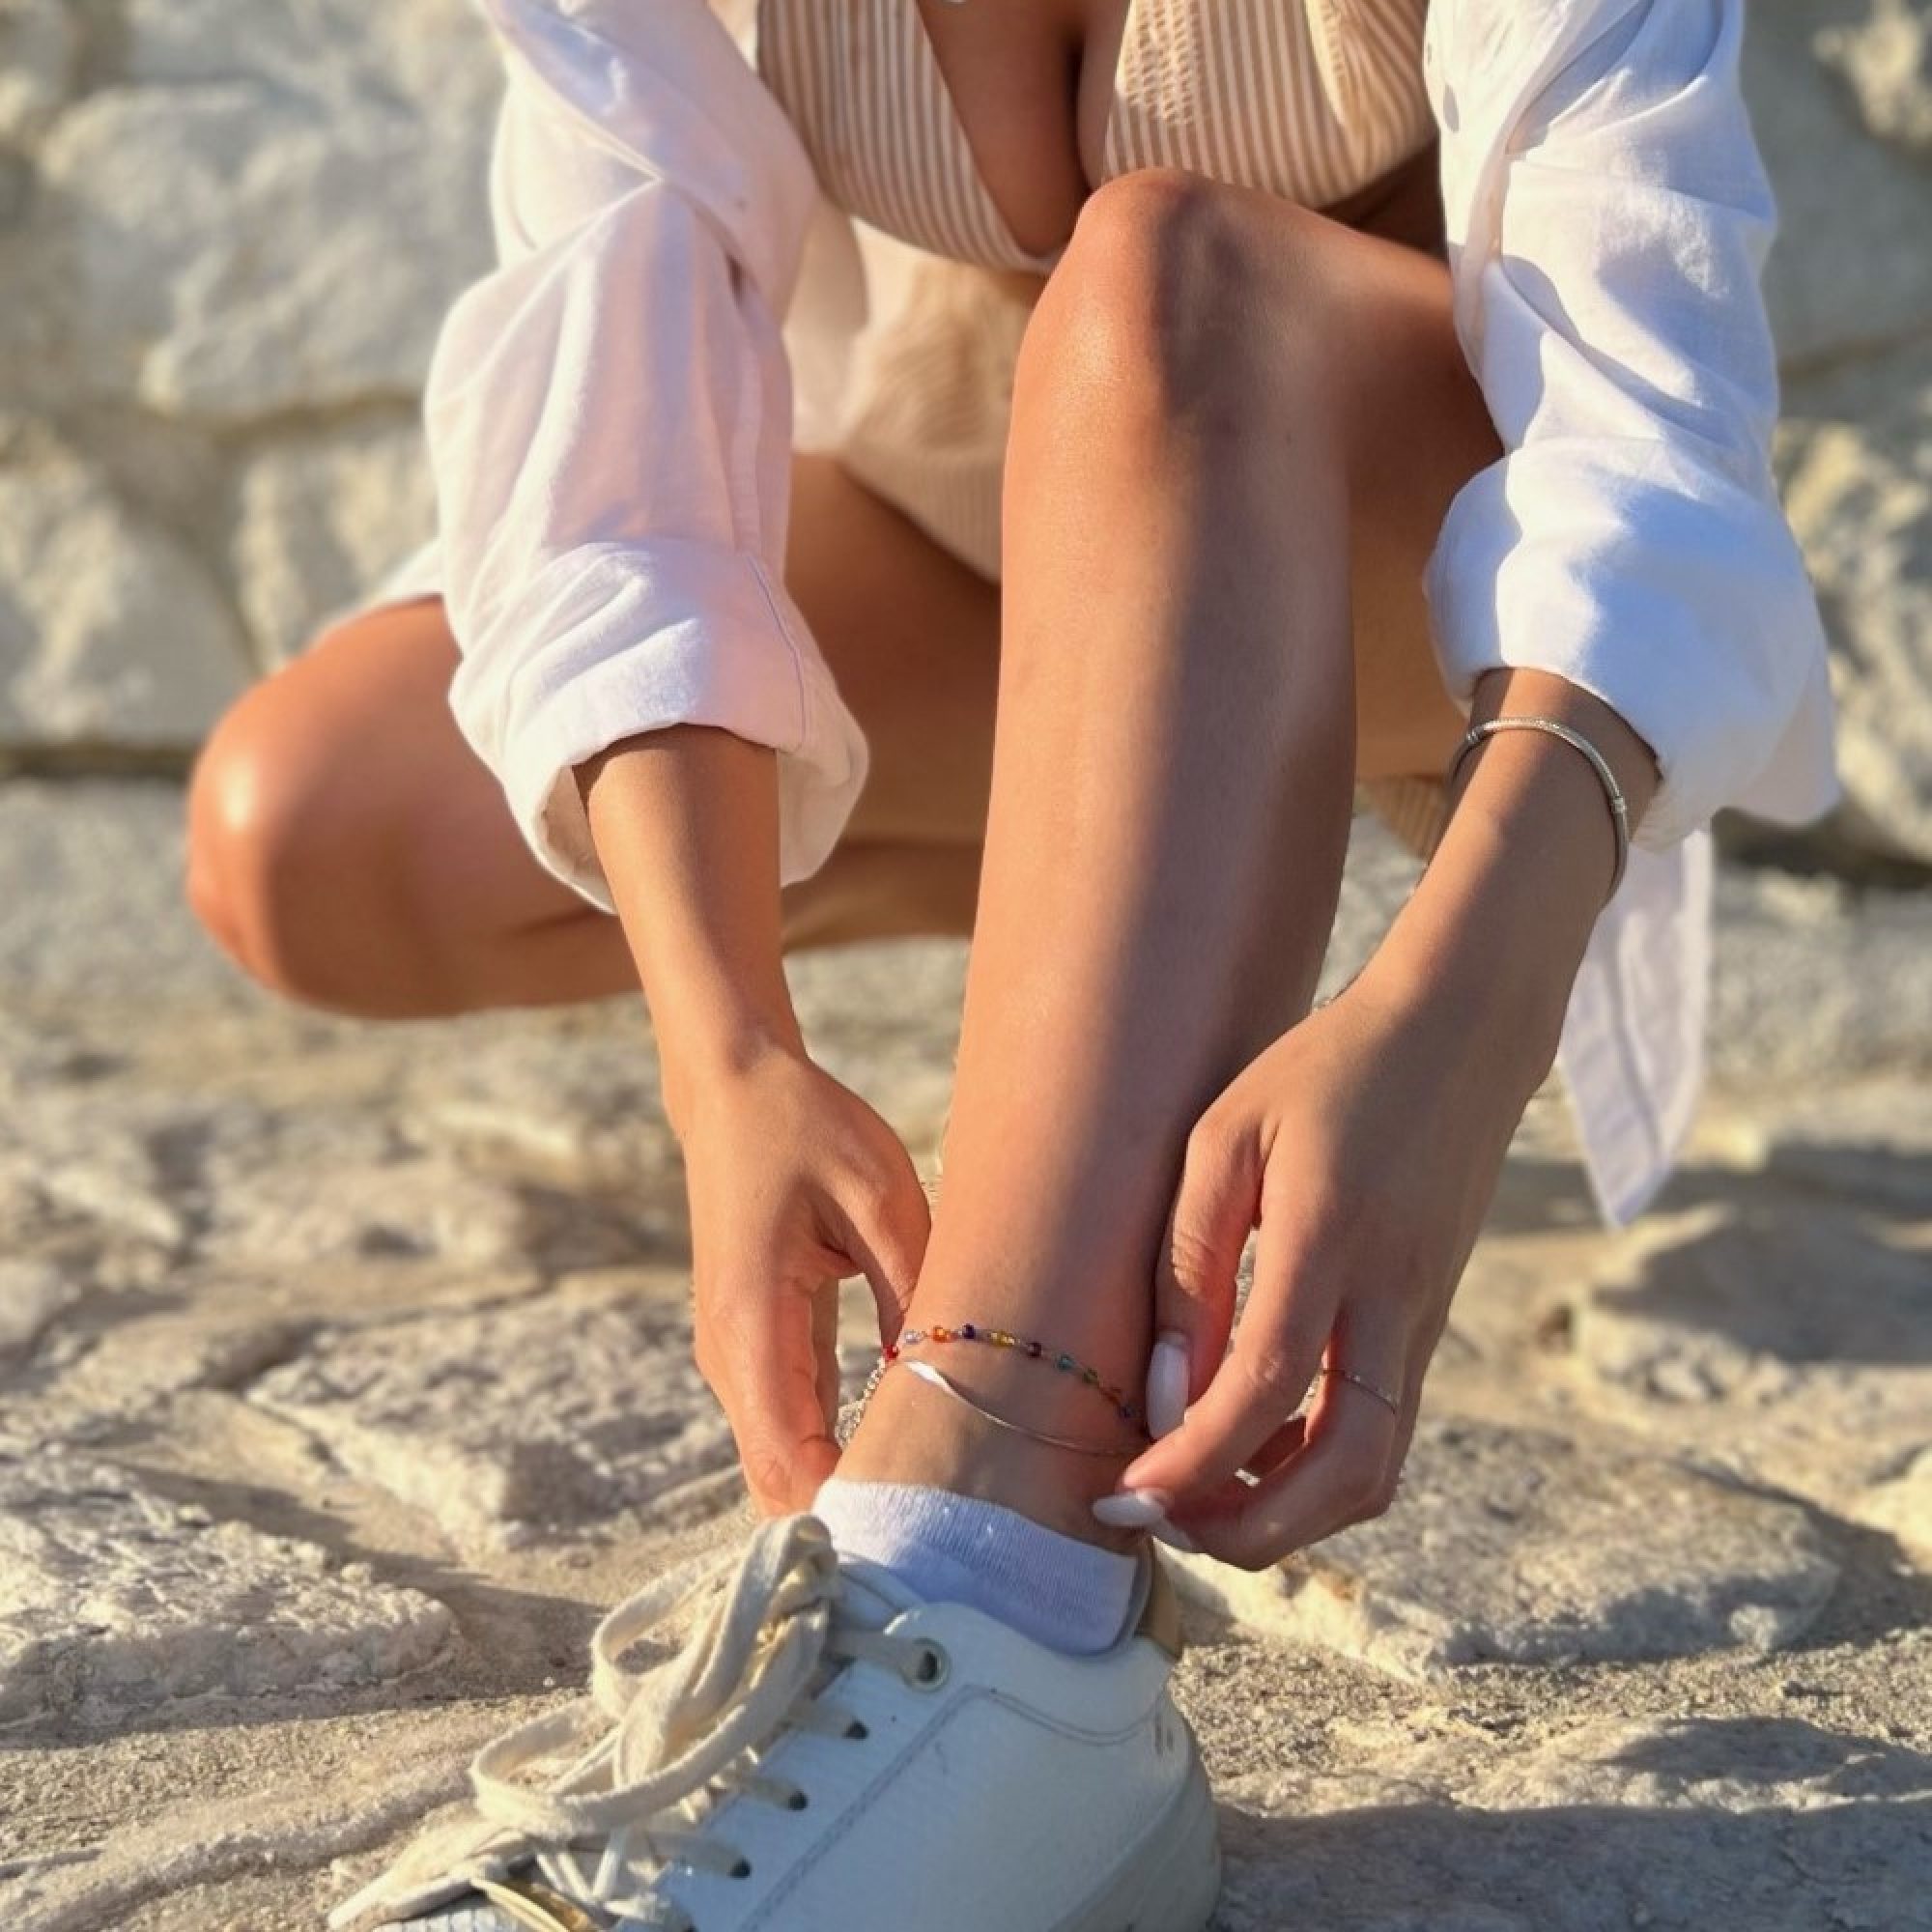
xmin=1051 ymin=1745 xmax=1222 ymax=1932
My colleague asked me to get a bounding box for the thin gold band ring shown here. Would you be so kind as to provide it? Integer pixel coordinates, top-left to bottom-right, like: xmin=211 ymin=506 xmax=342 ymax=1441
xmin=1321 ymin=1365 xmax=1402 ymax=1417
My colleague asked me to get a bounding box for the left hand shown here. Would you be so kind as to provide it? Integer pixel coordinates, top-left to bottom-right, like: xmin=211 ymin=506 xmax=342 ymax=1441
xmin=1110 ymin=962 xmax=1548 ymax=1568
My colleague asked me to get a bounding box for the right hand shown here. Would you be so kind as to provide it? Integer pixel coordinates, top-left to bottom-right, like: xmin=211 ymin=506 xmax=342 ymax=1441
xmin=674 ymin=1041 xmax=931 ymax=1515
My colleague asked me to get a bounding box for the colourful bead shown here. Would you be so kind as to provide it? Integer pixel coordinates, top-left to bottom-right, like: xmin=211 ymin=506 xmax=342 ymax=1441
xmin=991 ymin=1329 xmax=1013 ymax=1347
xmin=1082 ymin=1367 xmax=1100 ymax=1385
xmin=931 ymin=1325 xmax=952 ymax=1342
xmin=1026 ymin=1341 xmax=1043 ymax=1358
xmin=1057 ymin=1353 xmax=1075 ymax=1372
xmin=960 ymin=1322 xmax=978 ymax=1339
xmin=885 ymin=1344 xmax=899 ymax=1361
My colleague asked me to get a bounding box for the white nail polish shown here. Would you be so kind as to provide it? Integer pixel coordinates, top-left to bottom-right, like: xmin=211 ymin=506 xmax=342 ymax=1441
xmin=1146 ymin=1333 xmax=1190 ymax=1440
xmin=1091 ymin=1489 xmax=1173 ymax=1529
xmin=1150 ymin=1519 xmax=1199 ymax=1555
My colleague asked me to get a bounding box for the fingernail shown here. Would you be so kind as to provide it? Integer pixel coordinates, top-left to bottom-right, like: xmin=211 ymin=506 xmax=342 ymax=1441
xmin=1147 ymin=1332 xmax=1190 ymax=1440
xmin=1150 ymin=1519 xmax=1199 ymax=1555
xmin=1091 ymin=1489 xmax=1173 ymax=1530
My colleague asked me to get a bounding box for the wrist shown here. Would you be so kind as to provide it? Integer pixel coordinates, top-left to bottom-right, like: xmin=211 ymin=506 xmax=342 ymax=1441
xmin=1365 ymin=754 xmax=1613 ymax=1096
xmin=659 ymin=1006 xmax=806 ymax=1138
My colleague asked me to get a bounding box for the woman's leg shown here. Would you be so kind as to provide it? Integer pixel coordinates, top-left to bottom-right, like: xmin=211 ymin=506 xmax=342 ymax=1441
xmin=838 ymin=171 xmax=1501 ymax=1538
xmin=185 ymin=455 xmax=1002 ymax=1016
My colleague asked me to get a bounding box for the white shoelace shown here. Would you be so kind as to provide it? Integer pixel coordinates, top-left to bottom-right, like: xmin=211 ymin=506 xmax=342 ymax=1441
xmin=331 ymin=1517 xmax=935 ymax=1932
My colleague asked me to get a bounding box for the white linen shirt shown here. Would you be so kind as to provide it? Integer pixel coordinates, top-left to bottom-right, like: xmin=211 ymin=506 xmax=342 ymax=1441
xmin=422 ymin=0 xmax=1839 ymax=1227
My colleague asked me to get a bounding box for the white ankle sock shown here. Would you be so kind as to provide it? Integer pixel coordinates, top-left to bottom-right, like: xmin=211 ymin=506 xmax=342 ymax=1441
xmin=812 ymin=1478 xmax=1139 ymax=1657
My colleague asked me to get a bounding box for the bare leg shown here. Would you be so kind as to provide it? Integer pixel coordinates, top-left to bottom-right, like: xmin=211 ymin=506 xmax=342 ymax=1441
xmin=185 ymin=455 xmax=1001 ymax=1015
xmin=838 ymin=173 xmax=1500 ymax=1539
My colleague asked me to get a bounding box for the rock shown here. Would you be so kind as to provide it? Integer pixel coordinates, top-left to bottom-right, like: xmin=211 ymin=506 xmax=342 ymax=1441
xmin=0 ymin=781 xmax=248 ymax=1008
xmin=1168 ymin=1417 xmax=1838 ymax=1678
xmin=1575 ymin=1201 xmax=1931 ymax=1413
xmin=248 ymin=1277 xmax=737 ymax=1548
xmin=1854 ymin=1445 xmax=1932 ymax=1563
xmin=1217 ymin=1716 xmax=1932 ymax=1932
xmin=0 ymin=453 xmax=251 ymax=751
xmin=1709 ymin=867 xmax=1932 ymax=1088
xmin=2 ymin=1089 xmax=192 ymax=1252
xmin=197 ymin=1134 xmax=536 ymax=1271
xmin=1713 ymin=1079 xmax=1932 ymax=1213
xmin=1817 ymin=0 xmax=1932 ymax=152
xmin=0 ymin=1260 xmax=81 ymax=1362
xmin=230 ymin=416 xmax=437 ymax=666
xmin=1747 ymin=1 xmax=1932 ymax=369
xmin=32 ymin=0 xmax=497 ymax=422
xmin=0 ymin=0 xmax=76 ymax=145
xmin=0 ymin=1448 xmax=453 ymax=1723
xmin=1777 ymin=340 xmax=1932 ymax=865
xmin=1560 ymin=1171 xmax=1932 ymax=1520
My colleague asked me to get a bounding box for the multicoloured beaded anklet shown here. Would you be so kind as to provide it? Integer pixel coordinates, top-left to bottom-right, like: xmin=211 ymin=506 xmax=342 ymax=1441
xmin=880 ymin=1322 xmax=1144 ymax=1428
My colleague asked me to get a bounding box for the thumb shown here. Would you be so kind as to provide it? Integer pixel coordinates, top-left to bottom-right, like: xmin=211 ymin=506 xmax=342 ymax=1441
xmin=840 ymin=1136 xmax=932 ymax=1347
xmin=1151 ymin=1114 xmax=1259 ymax=1438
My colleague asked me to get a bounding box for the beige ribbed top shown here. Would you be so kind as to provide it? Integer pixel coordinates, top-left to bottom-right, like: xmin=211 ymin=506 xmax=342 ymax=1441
xmin=754 ymin=0 xmax=1435 ymax=274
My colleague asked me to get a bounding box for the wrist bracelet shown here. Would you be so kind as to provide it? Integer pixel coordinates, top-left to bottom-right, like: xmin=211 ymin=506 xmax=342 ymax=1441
xmin=1446 ymin=715 xmax=1631 ymax=901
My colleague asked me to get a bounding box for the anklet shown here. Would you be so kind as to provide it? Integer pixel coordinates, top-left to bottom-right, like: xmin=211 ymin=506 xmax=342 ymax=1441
xmin=884 ymin=1322 xmax=1144 ymax=1426
xmin=892 ymin=1357 xmax=1145 ymax=1458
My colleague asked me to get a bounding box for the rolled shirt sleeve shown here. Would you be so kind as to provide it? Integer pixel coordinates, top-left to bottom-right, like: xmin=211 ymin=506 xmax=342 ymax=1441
xmin=1424 ymin=0 xmax=1839 ymax=849
xmin=426 ymin=0 xmax=867 ymax=909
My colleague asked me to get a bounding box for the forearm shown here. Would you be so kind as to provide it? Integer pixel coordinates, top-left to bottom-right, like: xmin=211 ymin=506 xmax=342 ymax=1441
xmin=1366 ymin=668 xmax=1662 ymax=1095
xmin=577 ymin=724 xmax=802 ymax=1133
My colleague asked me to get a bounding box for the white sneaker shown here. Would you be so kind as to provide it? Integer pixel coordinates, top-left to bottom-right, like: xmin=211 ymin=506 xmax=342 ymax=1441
xmin=331 ymin=1515 xmax=1219 ymax=1932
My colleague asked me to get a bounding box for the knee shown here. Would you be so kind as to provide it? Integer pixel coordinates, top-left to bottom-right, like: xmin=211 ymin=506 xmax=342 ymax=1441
xmin=1024 ymin=169 xmax=1339 ymax=437
xmin=185 ymin=682 xmax=395 ymax=1014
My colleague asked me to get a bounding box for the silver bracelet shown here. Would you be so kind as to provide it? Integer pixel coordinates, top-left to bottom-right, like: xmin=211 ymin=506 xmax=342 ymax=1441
xmin=1446 ymin=716 xmax=1631 ymax=901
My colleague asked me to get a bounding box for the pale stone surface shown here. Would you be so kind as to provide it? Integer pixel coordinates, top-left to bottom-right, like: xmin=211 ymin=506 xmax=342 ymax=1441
xmin=1169 ymin=1418 xmax=1840 ymax=1679
xmin=1778 ymin=341 xmax=1932 ymax=863
xmin=1817 ymin=0 xmax=1932 ymax=152
xmin=1577 ymin=1201 xmax=1929 ymax=1401
xmin=0 ymin=0 xmax=76 ymax=146
xmin=1854 ymin=1445 xmax=1932 ymax=1563
xmin=1574 ymin=1200 xmax=1932 ymax=1428
xmin=1749 ymin=0 xmax=1932 ymax=370
xmin=33 ymin=0 xmax=497 ymax=422
xmin=0 ymin=1447 xmax=453 ymax=1723
xmin=231 ymin=417 xmax=439 ymax=667
xmin=1707 ymin=867 xmax=1932 ymax=1086
xmin=0 ymin=1259 xmax=80 ymax=1361
xmin=0 ymin=453 xmax=251 ymax=750
xmin=0 ymin=781 xmax=255 ymax=1003
xmin=248 ymin=1278 xmax=737 ymax=1549
xmin=1215 ymin=1715 xmax=1932 ymax=1932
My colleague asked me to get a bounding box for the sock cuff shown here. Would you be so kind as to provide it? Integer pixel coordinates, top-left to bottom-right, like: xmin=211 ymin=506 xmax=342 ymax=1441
xmin=812 ymin=1477 xmax=1138 ymax=1656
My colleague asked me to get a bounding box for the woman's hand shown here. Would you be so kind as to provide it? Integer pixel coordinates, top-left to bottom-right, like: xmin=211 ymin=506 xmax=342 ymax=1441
xmin=676 ymin=1040 xmax=931 ymax=1516
xmin=1111 ymin=960 xmax=1548 ymax=1568
xmin=1112 ymin=669 xmax=1658 ymax=1566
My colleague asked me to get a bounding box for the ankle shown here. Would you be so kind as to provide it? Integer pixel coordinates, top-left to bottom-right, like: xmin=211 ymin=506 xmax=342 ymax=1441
xmin=838 ymin=1345 xmax=1146 ymax=1553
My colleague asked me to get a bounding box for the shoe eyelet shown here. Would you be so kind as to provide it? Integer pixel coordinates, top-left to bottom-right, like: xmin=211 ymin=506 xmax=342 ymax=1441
xmin=906 ymin=1640 xmax=950 ymax=1690
xmin=786 ymin=1789 xmax=810 ymax=1811
xmin=844 ymin=1719 xmax=869 ymax=1741
xmin=729 ymin=1858 xmax=753 ymax=1881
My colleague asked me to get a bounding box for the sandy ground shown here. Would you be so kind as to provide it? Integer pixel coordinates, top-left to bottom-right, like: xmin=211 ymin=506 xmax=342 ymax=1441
xmin=1 ymin=780 xmax=1928 ymax=1932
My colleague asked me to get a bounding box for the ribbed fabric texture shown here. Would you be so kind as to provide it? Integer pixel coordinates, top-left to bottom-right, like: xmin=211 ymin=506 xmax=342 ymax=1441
xmin=813 ymin=1479 xmax=1139 ymax=1657
xmin=754 ymin=0 xmax=1435 ymax=273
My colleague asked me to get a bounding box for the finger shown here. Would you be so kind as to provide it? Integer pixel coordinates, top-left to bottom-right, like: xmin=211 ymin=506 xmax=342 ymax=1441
xmin=1181 ymin=1358 xmax=1407 ymax=1570
xmin=835 ymin=1141 xmax=932 ymax=1347
xmin=1120 ymin=1191 xmax=1339 ymax=1509
xmin=1150 ymin=1112 xmax=1262 ymax=1434
xmin=718 ymin=1285 xmax=840 ymax=1515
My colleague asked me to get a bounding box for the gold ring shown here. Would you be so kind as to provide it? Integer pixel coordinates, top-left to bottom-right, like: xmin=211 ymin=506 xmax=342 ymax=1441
xmin=1321 ymin=1365 xmax=1402 ymax=1417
